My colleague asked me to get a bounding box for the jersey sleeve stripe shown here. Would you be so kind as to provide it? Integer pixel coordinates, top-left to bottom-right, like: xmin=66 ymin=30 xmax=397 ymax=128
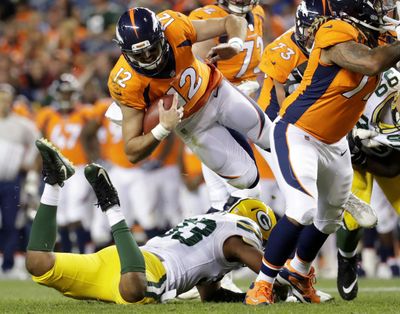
xmin=265 ymin=85 xmax=280 ymax=121
xmin=282 ymin=64 xmax=340 ymax=124
xmin=273 ymin=120 xmax=313 ymax=196
xmin=237 ymin=221 xmax=263 ymax=241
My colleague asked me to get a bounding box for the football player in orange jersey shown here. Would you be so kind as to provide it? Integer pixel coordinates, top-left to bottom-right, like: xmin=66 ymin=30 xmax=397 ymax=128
xmin=189 ymin=0 xmax=264 ymax=91
xmin=36 ymin=73 xmax=95 ymax=253
xmin=246 ymin=0 xmax=400 ymax=305
xmin=107 ymin=7 xmax=271 ymax=197
xmin=187 ymin=1 xmax=266 ymax=211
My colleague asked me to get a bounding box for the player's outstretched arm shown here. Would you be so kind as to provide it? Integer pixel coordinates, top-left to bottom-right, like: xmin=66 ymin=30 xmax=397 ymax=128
xmin=223 ymin=236 xmax=263 ymax=273
xmin=197 ymin=281 xmax=246 ymax=303
xmin=192 ymin=15 xmax=247 ymax=64
xmin=322 ymin=40 xmax=400 ymax=76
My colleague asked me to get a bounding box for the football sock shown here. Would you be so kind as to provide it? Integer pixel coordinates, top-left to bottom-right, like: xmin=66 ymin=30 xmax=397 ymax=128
xmin=336 ymin=227 xmax=363 ymax=254
xmin=105 ymin=205 xmax=125 ymax=227
xmin=27 ymin=184 xmax=59 ymax=252
xmin=257 ymin=215 xmax=303 ymax=282
xmin=296 ymin=223 xmax=329 ymax=264
xmin=338 ymin=248 xmax=357 ymax=258
xmin=111 ymin=218 xmax=145 ymax=274
xmin=290 ymin=254 xmax=311 ymax=276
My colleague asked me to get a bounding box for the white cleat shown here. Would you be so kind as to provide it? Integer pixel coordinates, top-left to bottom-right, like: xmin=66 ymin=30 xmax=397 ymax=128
xmin=176 ymin=287 xmax=200 ymax=300
xmin=220 ymin=272 xmax=242 ymax=293
xmin=316 ymin=289 xmax=334 ymax=302
xmin=344 ymin=193 xmax=378 ymax=228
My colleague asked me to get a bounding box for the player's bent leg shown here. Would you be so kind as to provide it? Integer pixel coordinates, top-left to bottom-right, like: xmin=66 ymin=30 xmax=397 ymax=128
xmin=84 ymin=163 xmax=147 ymax=303
xmin=119 ymin=272 xmax=147 ymax=303
xmin=26 ymin=251 xmax=55 ymax=277
xmin=215 ymin=80 xmax=272 ymax=150
xmin=26 ymin=139 xmax=75 ymax=277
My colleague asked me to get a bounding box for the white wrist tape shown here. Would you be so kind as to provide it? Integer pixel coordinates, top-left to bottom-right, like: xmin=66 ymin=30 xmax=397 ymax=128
xmin=228 ymin=37 xmax=244 ymax=51
xmin=151 ymin=123 xmax=171 ymax=141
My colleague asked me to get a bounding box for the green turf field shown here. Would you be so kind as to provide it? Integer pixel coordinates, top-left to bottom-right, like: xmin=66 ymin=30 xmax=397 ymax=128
xmin=0 ymin=278 xmax=399 ymax=313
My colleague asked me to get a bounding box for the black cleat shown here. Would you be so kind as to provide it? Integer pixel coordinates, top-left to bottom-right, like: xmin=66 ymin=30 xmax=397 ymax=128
xmin=337 ymin=252 xmax=359 ymax=300
xmin=84 ymin=163 xmax=120 ymax=212
xmin=35 ymin=138 xmax=75 ymax=186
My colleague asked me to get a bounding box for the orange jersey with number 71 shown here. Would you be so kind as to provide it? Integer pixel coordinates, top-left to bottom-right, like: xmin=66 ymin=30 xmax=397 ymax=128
xmin=189 ymin=5 xmax=264 ymax=84
xmin=108 ymin=10 xmax=222 ymax=119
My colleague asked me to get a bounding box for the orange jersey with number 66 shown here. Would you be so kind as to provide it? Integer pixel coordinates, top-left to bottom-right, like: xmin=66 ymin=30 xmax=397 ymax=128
xmin=189 ymin=5 xmax=264 ymax=84
xmin=108 ymin=10 xmax=222 ymax=119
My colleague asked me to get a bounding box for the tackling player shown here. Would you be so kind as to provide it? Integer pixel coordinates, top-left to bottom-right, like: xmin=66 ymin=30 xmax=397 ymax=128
xmin=26 ymin=139 xmax=278 ymax=304
xmin=107 ymin=7 xmax=271 ymax=197
xmin=246 ymin=0 xmax=400 ymax=305
xmin=336 ymin=66 xmax=400 ymax=300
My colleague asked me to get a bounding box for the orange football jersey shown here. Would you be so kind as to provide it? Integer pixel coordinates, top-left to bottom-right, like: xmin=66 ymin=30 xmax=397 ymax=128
xmin=108 ymin=10 xmax=222 ymax=119
xmin=36 ymin=106 xmax=93 ymax=165
xmin=92 ymin=99 xmax=135 ymax=168
xmin=280 ymin=20 xmax=379 ymax=144
xmin=189 ymin=5 xmax=264 ymax=84
xmin=257 ymin=28 xmax=308 ymax=119
xmin=146 ymin=135 xmax=180 ymax=167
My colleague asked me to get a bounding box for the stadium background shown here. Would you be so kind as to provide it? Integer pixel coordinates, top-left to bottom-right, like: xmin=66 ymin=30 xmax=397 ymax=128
xmin=0 ymin=0 xmax=399 ymax=287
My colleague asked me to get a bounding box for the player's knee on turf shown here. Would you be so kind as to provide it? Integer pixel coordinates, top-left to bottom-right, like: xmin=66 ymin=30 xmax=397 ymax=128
xmin=25 ymin=251 xmax=55 ymax=277
xmin=119 ymin=272 xmax=147 ymax=303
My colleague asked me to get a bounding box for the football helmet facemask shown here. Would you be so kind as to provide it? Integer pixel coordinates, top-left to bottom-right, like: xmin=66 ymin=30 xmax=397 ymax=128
xmin=227 ymin=198 xmax=277 ymax=242
xmin=295 ymin=0 xmax=329 ymax=54
xmin=49 ymin=73 xmax=81 ymax=111
xmin=218 ymin=0 xmax=259 ymax=14
xmin=115 ymin=7 xmax=170 ymax=77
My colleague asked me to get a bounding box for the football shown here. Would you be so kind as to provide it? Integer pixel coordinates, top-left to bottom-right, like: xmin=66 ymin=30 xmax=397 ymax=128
xmin=143 ymin=94 xmax=175 ymax=134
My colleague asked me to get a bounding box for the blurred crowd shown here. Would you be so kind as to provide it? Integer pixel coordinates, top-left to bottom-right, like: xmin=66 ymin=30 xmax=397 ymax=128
xmin=0 ymin=0 xmax=399 ymax=281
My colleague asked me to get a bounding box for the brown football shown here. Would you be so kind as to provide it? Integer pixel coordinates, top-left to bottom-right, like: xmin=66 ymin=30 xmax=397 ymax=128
xmin=143 ymin=94 xmax=174 ymax=134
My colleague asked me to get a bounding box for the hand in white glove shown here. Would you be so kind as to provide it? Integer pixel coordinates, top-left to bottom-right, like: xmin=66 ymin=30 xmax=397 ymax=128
xmin=352 ymin=128 xmax=382 ymax=148
xmin=383 ymin=15 xmax=400 ymax=40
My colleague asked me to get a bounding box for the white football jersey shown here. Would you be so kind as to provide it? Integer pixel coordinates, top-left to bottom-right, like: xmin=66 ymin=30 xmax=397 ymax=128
xmin=142 ymin=212 xmax=263 ymax=297
xmin=361 ymin=68 xmax=400 ymax=151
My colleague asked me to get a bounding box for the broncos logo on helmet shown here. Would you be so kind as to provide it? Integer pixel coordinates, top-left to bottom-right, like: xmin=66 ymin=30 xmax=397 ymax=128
xmin=295 ymin=0 xmax=331 ymax=55
xmin=114 ymin=7 xmax=170 ymax=77
xmin=218 ymin=0 xmax=259 ymax=14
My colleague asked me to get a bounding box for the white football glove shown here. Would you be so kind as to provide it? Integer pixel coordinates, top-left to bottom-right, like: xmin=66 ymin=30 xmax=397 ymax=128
xmin=383 ymin=15 xmax=400 ymax=40
xmin=236 ymin=80 xmax=260 ymax=97
xmin=352 ymin=128 xmax=382 ymax=148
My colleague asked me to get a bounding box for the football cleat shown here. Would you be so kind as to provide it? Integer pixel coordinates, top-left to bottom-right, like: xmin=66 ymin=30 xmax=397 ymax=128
xmin=84 ymin=163 xmax=120 ymax=212
xmin=35 ymin=138 xmax=75 ymax=187
xmin=344 ymin=193 xmax=377 ymax=228
xmin=276 ymin=263 xmax=333 ymax=303
xmin=221 ymin=272 xmax=242 ymax=293
xmin=244 ymin=280 xmax=274 ymax=305
xmin=337 ymin=252 xmax=359 ymax=301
